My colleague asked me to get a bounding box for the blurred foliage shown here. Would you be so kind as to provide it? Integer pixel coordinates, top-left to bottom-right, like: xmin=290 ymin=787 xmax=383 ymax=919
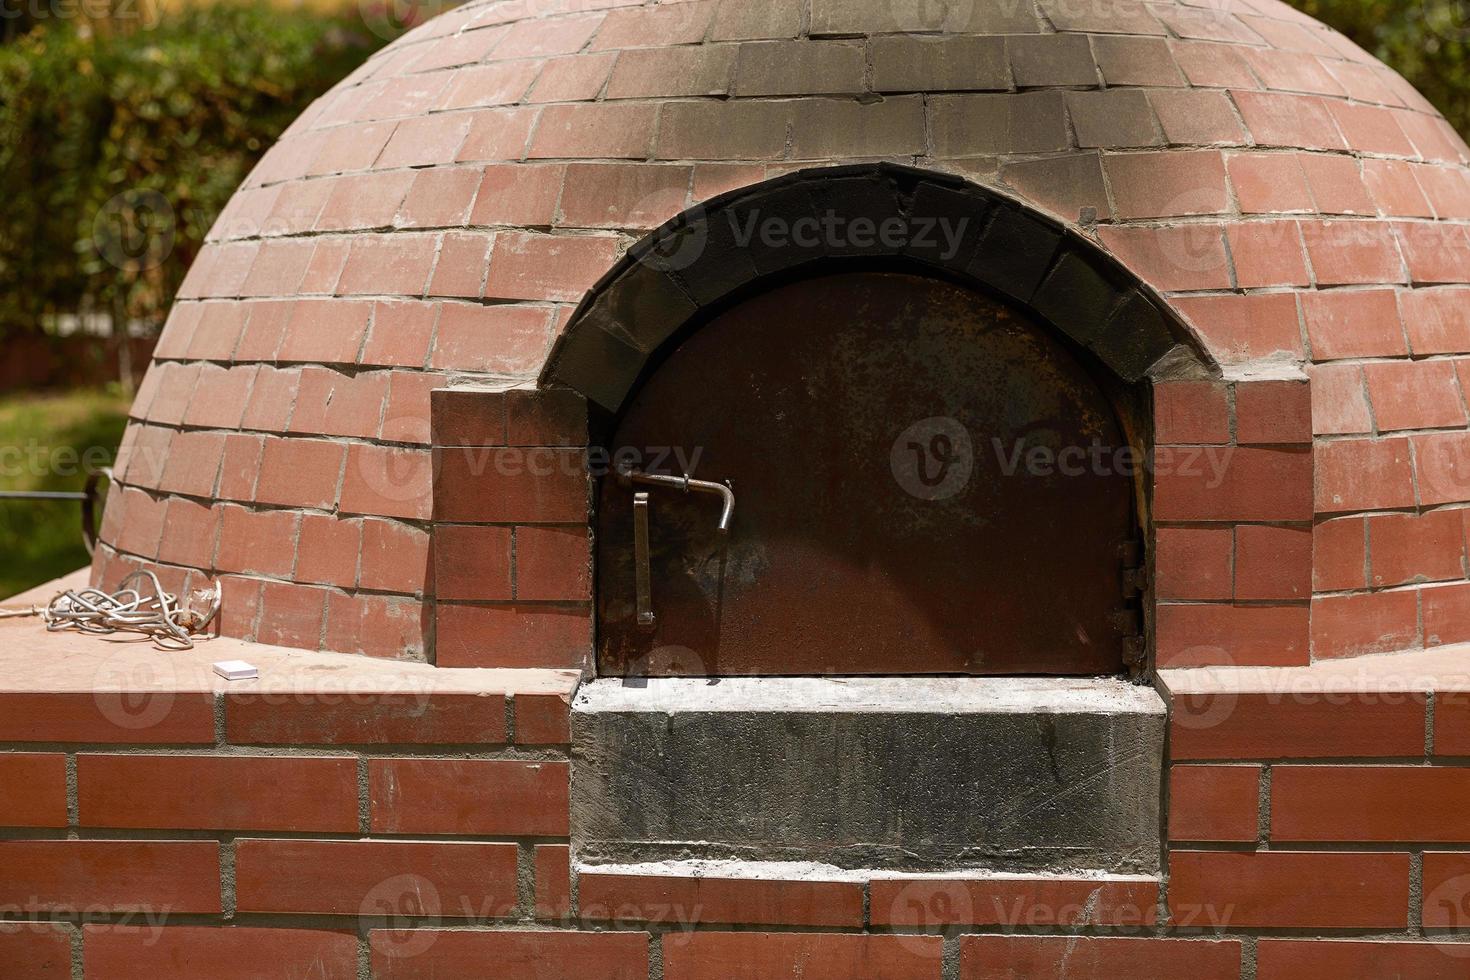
xmin=0 ymin=389 xmax=130 ymax=597
xmin=1297 ymin=0 xmax=1470 ymax=135
xmin=0 ymin=3 xmax=390 ymax=341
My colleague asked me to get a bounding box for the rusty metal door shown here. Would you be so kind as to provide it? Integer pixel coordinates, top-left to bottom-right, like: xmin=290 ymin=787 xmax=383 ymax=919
xmin=597 ymin=270 xmax=1135 ymax=676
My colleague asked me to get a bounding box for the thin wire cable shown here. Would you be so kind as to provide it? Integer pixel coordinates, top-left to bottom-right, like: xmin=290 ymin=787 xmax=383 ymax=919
xmin=37 ymin=570 xmax=221 ymax=651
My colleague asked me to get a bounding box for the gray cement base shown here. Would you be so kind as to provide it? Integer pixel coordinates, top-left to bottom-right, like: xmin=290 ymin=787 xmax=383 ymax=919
xmin=571 ymin=677 xmax=1166 ymax=875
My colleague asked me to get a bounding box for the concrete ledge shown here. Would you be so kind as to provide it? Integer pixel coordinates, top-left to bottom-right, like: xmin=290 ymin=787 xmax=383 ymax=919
xmin=572 ymin=677 xmax=1165 ymax=874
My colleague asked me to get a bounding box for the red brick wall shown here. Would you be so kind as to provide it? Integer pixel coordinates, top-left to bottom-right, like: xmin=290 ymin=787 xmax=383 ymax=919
xmin=5 ymin=676 xmax=1470 ymax=977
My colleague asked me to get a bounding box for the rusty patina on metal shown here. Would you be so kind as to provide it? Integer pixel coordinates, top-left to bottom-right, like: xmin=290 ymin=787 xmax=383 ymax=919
xmin=598 ymin=270 xmax=1135 ymax=677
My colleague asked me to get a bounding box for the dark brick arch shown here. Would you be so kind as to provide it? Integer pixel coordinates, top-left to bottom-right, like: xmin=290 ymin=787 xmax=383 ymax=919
xmin=540 ymin=163 xmax=1218 ymax=414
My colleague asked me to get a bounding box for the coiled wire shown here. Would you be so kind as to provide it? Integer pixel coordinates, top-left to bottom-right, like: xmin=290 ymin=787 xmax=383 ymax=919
xmin=37 ymin=570 xmax=221 ymax=650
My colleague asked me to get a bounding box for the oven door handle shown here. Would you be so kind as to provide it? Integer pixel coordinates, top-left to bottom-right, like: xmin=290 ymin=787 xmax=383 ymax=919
xmin=621 ymin=469 xmax=735 ymax=633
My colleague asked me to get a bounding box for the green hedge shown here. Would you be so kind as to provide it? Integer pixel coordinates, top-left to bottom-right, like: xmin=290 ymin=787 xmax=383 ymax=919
xmin=0 ymin=5 xmax=389 ymax=340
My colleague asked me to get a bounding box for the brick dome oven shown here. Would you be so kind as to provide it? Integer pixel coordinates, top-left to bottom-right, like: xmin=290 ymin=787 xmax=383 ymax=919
xmin=9 ymin=0 xmax=1466 ymax=974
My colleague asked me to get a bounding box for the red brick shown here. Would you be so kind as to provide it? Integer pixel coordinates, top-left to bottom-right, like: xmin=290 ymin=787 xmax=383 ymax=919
xmin=1150 ymin=89 xmax=1245 ymax=145
xmin=1314 ymin=437 xmax=1415 ymax=513
xmin=114 ymin=488 xmax=167 ymax=558
xmin=514 ymin=692 xmax=573 ymax=745
xmin=1305 ymin=362 xmax=1371 ymax=435
xmin=214 ymin=431 xmax=264 ymax=502
xmin=337 ymin=235 xmax=439 ymax=298
xmin=226 ymin=690 xmax=505 ymax=745
xmin=1170 ymin=765 xmax=1259 ymax=842
xmin=534 ymin=844 xmax=571 ymax=920
xmin=433 ymin=446 xmax=587 ymax=523
xmin=515 ymin=525 xmax=590 ymax=600
xmin=1423 ymin=853 xmax=1470 ymax=926
xmin=280 ymin=298 xmax=376 ymax=364
xmin=295 ymin=513 xmax=361 ymax=587
xmin=469 ymin=164 xmax=566 ymax=226
xmin=255 ymin=580 xmax=328 ymax=650
xmin=1226 ymin=221 xmax=1310 ymax=288
xmin=429 ymin=387 xmax=508 ymax=450
xmin=1235 ymin=524 xmax=1312 ymax=600
xmin=300 ymin=240 xmax=353 ymax=295
xmin=433 ymin=524 xmax=512 ymax=601
xmin=240 ymin=366 xmax=298 ymax=433
xmin=662 ymin=932 xmax=942 ymax=980
xmin=1227 ymin=153 xmax=1313 ymax=214
xmin=870 ymin=876 xmax=1156 ymax=928
xmin=1415 ymin=164 xmax=1470 ymax=221
xmin=1399 ymin=222 xmax=1470 ymax=286
xmin=960 ymin=936 xmax=1239 ymax=980
xmin=358 ymin=518 xmax=430 ymax=594
xmin=1104 ymin=150 xmax=1229 ymax=219
xmin=309 ymin=120 xmax=394 ymax=176
xmin=1414 ymin=431 xmax=1470 ymax=506
xmin=371 ymin=930 xmax=648 ymax=980
xmin=1401 ymin=287 xmax=1470 ymax=355
xmin=340 ymin=443 xmax=433 ymax=520
xmin=559 ymin=163 xmax=691 ymax=231
xmin=1327 ymin=101 xmax=1416 ymax=156
xmin=1363 ymin=159 xmax=1436 ymax=218
xmin=1169 ymin=691 xmax=1425 ymax=760
xmin=1424 ymin=582 xmax=1470 ymax=648
xmin=1369 ymin=509 xmax=1465 ymax=586
xmin=379 ymin=370 xmax=443 ymax=443
xmin=1235 ymin=379 xmax=1311 ymax=445
xmin=500 ymin=11 xmax=605 ymax=57
xmin=157 ymin=429 xmax=225 ymax=498
xmin=79 ymin=754 xmax=357 ymax=832
xmin=235 ymin=299 xmax=294 ymax=360
xmin=156 ymin=497 xmax=219 ymax=568
xmin=393 ymin=168 xmax=479 ymax=232
xmin=485 ymin=231 xmax=620 ymax=302
xmin=1095 ymin=224 xmax=1230 ymax=293
xmin=1232 ymin=91 xmax=1348 ymax=151
xmin=242 ymin=238 xmax=313 ymax=296
xmin=435 ymin=603 xmax=590 ymax=669
xmin=82 ymin=926 xmax=358 ymax=980
xmin=1257 ymin=939 xmax=1470 ymax=980
xmin=1156 ymin=527 xmax=1233 ymax=601
xmin=1173 ymin=293 xmax=1304 ymax=364
xmin=1273 ymin=767 xmax=1470 ymax=841
xmin=582 ymin=871 xmax=865 ymax=927
xmin=455 ymin=105 xmax=538 ymax=162
xmin=1300 ymin=220 xmax=1406 ymax=286
xmin=1311 ymin=590 xmax=1421 ymax=660
xmin=323 ymin=592 xmax=426 ymax=660
xmin=0 ymin=754 xmax=67 ymax=828
xmin=315 ymin=172 xmax=415 ymax=233
xmin=1157 ymin=603 xmax=1309 ymax=668
xmin=1169 ymin=850 xmax=1408 ymax=929
xmin=0 ymin=924 xmax=69 ymax=980
xmin=360 ymin=300 xmax=437 ymax=368
xmin=1154 ymin=446 xmax=1313 ymax=522
xmin=369 ymin=758 xmax=568 ymax=836
xmin=0 ymin=840 xmax=220 ymax=913
xmin=528 ymin=51 xmax=618 ymax=102
xmin=1315 ymin=516 xmax=1368 ymax=591
xmin=236 ymin=839 xmax=517 ymax=916
xmin=506 ymin=388 xmax=588 ymax=447
xmin=1364 ymin=360 xmax=1468 ymax=431
xmin=183 ymin=364 xmax=254 ymax=428
xmin=427 ymin=231 xmax=493 ymax=298
xmin=1154 ymin=381 xmax=1230 ymax=445
xmin=530 ymin=102 xmax=657 ymax=160
xmin=429 ymin=303 xmax=554 ymax=374
xmin=215 ymin=505 xmax=299 ymax=576
xmin=1298 ymin=153 xmax=1375 ymax=216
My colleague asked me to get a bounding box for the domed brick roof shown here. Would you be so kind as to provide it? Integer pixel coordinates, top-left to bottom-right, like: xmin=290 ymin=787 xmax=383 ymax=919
xmin=97 ymin=0 xmax=1470 ymax=659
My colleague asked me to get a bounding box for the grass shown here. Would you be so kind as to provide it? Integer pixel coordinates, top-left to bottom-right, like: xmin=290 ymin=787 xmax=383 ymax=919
xmin=0 ymin=388 xmax=131 ymax=599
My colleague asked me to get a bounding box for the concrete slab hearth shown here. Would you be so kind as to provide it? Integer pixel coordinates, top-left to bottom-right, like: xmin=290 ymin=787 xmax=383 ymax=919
xmin=571 ymin=676 xmax=1166 ymax=875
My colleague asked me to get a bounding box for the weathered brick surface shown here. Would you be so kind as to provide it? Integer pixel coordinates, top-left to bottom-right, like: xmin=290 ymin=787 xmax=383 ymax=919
xmin=662 ymin=932 xmax=943 ymax=980
xmin=82 ymin=926 xmax=359 ymax=980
